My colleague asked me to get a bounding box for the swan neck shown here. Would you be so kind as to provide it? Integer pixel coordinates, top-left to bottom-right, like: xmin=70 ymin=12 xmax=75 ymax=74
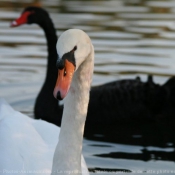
xmin=34 ymin=18 xmax=58 ymax=120
xmin=34 ymin=16 xmax=58 ymax=109
xmin=51 ymin=45 xmax=94 ymax=175
xmin=39 ymin=17 xmax=57 ymax=78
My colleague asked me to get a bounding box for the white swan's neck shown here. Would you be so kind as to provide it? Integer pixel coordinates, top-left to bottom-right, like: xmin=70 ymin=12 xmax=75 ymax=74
xmin=51 ymin=45 xmax=94 ymax=175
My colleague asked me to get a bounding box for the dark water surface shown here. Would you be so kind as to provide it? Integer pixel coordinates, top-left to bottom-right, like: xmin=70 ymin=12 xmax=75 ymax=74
xmin=0 ymin=0 xmax=175 ymax=174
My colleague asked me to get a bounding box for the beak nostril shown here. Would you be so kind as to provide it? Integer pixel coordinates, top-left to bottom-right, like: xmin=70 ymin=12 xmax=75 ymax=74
xmin=64 ymin=68 xmax=67 ymax=76
xmin=57 ymin=91 xmax=63 ymax=100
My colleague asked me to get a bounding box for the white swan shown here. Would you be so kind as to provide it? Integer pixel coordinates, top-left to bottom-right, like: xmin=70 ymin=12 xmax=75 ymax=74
xmin=0 ymin=29 xmax=94 ymax=175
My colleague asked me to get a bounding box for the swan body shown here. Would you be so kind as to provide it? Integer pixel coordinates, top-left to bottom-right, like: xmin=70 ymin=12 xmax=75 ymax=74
xmin=0 ymin=29 xmax=92 ymax=175
xmin=0 ymin=99 xmax=88 ymax=175
xmin=11 ymin=7 xmax=175 ymax=133
xmin=0 ymin=98 xmax=59 ymax=173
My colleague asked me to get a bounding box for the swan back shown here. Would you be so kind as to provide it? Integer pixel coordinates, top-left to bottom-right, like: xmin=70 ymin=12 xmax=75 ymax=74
xmin=0 ymin=99 xmax=59 ymax=174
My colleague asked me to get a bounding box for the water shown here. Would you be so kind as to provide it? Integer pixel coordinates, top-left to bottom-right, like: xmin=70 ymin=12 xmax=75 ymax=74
xmin=0 ymin=0 xmax=175 ymax=174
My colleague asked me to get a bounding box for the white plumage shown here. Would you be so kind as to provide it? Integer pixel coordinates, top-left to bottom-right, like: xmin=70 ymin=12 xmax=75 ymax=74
xmin=0 ymin=29 xmax=93 ymax=175
xmin=0 ymin=99 xmax=88 ymax=175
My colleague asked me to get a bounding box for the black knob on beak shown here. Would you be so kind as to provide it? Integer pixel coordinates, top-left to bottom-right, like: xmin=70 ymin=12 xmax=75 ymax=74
xmin=56 ymin=91 xmax=63 ymax=100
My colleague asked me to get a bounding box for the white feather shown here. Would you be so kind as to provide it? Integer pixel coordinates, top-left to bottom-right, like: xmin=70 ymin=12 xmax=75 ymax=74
xmin=0 ymin=29 xmax=93 ymax=175
xmin=0 ymin=98 xmax=88 ymax=175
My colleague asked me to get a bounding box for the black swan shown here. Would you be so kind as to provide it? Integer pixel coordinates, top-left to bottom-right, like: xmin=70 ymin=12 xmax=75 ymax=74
xmin=11 ymin=7 xmax=175 ymax=132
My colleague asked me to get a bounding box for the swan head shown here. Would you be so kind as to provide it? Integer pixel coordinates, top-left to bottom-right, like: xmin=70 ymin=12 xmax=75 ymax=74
xmin=53 ymin=29 xmax=92 ymax=100
xmin=10 ymin=6 xmax=49 ymax=27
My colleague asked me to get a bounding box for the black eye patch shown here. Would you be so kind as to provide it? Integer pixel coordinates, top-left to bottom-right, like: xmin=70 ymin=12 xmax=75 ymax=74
xmin=56 ymin=46 xmax=76 ymax=70
xmin=56 ymin=57 xmax=65 ymax=70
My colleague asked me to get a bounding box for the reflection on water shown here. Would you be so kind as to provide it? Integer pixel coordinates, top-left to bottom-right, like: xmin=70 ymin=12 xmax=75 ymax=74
xmin=0 ymin=0 xmax=175 ymax=174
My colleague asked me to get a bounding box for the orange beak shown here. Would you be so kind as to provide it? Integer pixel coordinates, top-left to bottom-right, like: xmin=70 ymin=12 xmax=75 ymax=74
xmin=53 ymin=60 xmax=75 ymax=100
